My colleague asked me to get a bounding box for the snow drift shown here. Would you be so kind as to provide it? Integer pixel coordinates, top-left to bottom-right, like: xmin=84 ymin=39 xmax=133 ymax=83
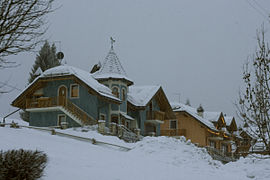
xmin=0 ymin=118 xmax=270 ymax=180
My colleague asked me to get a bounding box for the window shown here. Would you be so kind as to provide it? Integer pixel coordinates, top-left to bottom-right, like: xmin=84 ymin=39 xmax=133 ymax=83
xmin=100 ymin=114 xmax=106 ymax=120
xmin=149 ymin=101 xmax=153 ymax=112
xmin=170 ymin=120 xmax=177 ymax=129
xmin=111 ymin=115 xmax=118 ymax=124
xmin=112 ymin=87 xmax=119 ymax=98
xmin=209 ymin=140 xmax=216 ymax=148
xmin=221 ymin=144 xmax=228 ymax=153
xmin=70 ymin=84 xmax=79 ymax=98
xmin=58 ymin=114 xmax=66 ymax=126
xmin=121 ymin=118 xmax=125 ymax=125
xmin=126 ymin=121 xmax=130 ymax=128
xmin=122 ymin=88 xmax=126 ymax=101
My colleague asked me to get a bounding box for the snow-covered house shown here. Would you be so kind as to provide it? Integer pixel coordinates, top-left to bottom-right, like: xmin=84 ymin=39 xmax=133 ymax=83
xmin=161 ymin=103 xmax=240 ymax=155
xmin=12 ymin=41 xmax=174 ymax=136
xmin=127 ymin=85 xmax=175 ymax=136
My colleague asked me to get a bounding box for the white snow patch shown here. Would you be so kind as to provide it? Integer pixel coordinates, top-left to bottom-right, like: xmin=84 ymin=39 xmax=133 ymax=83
xmin=1 ymin=122 xmax=270 ymax=180
xmin=128 ymin=85 xmax=160 ymax=106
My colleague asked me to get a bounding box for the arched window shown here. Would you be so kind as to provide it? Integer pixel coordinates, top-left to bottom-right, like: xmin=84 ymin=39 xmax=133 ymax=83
xmin=112 ymin=87 xmax=119 ymax=98
xmin=122 ymin=88 xmax=126 ymax=101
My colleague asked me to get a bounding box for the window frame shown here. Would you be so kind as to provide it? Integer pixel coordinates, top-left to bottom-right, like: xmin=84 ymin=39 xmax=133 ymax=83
xmin=111 ymin=114 xmax=119 ymax=124
xmin=122 ymin=88 xmax=126 ymax=101
xmin=209 ymin=140 xmax=216 ymax=148
xmin=221 ymin=143 xmax=228 ymax=153
xmin=112 ymin=86 xmax=119 ymax=98
xmin=70 ymin=84 xmax=79 ymax=98
xmin=169 ymin=120 xmax=177 ymax=129
xmin=58 ymin=114 xmax=66 ymax=126
xmin=99 ymin=113 xmax=106 ymax=120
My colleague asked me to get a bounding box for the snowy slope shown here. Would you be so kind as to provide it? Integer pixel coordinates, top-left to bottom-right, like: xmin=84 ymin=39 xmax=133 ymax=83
xmin=1 ymin=123 xmax=270 ymax=180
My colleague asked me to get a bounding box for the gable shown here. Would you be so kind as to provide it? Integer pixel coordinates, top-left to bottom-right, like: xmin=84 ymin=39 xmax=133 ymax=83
xmin=216 ymin=113 xmax=226 ymax=129
xmin=127 ymin=85 xmax=160 ymax=107
xmin=176 ymin=111 xmax=218 ymax=132
xmin=127 ymin=86 xmax=175 ymax=119
xmin=229 ymin=118 xmax=237 ymax=131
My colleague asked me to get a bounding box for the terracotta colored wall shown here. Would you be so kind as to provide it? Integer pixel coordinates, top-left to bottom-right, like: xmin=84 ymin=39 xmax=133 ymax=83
xmin=177 ymin=112 xmax=207 ymax=146
xmin=161 ymin=112 xmax=207 ymax=147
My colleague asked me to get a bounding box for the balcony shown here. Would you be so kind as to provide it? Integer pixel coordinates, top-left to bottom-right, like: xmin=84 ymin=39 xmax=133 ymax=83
xmin=161 ymin=129 xmax=186 ymax=136
xmin=26 ymin=97 xmax=58 ymax=109
xmin=147 ymin=110 xmax=165 ymax=120
xmin=26 ymin=96 xmax=73 ymax=109
xmin=26 ymin=96 xmax=96 ymax=125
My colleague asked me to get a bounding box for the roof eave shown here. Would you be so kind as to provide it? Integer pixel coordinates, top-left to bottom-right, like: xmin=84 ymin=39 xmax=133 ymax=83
xmin=96 ymin=77 xmax=134 ymax=86
xmin=176 ymin=110 xmax=218 ymax=132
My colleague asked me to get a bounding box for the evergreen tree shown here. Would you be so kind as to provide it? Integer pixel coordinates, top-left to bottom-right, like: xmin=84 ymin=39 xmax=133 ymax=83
xmin=28 ymin=41 xmax=60 ymax=83
xmin=20 ymin=41 xmax=60 ymax=122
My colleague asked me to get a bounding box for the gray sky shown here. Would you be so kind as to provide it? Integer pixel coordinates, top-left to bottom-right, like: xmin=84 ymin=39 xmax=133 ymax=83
xmin=1 ymin=0 xmax=270 ymax=122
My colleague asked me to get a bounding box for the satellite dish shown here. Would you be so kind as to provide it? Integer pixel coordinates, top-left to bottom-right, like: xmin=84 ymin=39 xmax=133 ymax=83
xmin=57 ymin=52 xmax=64 ymax=60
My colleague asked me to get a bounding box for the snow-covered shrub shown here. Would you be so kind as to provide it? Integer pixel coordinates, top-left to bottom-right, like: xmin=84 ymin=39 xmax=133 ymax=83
xmin=0 ymin=149 xmax=47 ymax=180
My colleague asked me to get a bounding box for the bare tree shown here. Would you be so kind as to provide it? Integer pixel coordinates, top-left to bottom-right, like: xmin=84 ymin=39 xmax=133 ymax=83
xmin=0 ymin=0 xmax=55 ymax=68
xmin=238 ymin=27 xmax=270 ymax=154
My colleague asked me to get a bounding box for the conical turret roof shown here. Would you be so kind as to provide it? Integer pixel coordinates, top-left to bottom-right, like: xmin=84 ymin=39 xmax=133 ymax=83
xmin=93 ymin=45 xmax=133 ymax=86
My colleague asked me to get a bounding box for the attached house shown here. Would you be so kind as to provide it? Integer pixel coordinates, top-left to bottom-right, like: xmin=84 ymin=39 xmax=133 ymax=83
xmin=161 ymin=103 xmax=235 ymax=155
xmin=12 ymin=42 xmax=174 ymax=136
xmin=127 ymin=85 xmax=175 ymax=136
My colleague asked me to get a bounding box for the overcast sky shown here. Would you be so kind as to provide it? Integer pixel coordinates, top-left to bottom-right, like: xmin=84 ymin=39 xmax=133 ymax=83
xmin=1 ymin=0 xmax=270 ymax=122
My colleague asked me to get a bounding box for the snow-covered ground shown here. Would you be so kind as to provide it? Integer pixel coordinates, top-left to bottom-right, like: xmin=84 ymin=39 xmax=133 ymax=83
xmin=1 ymin=118 xmax=270 ymax=180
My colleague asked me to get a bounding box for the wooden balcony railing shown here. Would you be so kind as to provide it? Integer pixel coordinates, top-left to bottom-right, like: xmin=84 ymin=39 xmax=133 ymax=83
xmin=146 ymin=111 xmax=165 ymax=121
xmin=26 ymin=97 xmax=58 ymax=108
xmin=160 ymin=129 xmax=186 ymax=136
xmin=26 ymin=97 xmax=96 ymax=125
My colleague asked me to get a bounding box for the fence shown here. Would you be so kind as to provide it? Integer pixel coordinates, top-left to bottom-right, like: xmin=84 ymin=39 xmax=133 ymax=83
xmin=1 ymin=122 xmax=132 ymax=151
xmin=205 ymin=146 xmax=236 ymax=163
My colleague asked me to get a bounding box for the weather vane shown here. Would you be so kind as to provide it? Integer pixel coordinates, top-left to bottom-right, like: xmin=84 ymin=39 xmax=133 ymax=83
xmin=110 ymin=37 xmax=115 ymax=49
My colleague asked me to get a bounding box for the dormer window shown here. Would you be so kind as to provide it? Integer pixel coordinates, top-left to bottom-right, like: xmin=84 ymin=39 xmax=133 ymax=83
xmin=122 ymin=88 xmax=126 ymax=101
xmin=112 ymin=87 xmax=119 ymax=98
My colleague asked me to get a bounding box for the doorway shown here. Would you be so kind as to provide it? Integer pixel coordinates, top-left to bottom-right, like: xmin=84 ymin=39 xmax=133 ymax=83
xmin=58 ymin=85 xmax=67 ymax=106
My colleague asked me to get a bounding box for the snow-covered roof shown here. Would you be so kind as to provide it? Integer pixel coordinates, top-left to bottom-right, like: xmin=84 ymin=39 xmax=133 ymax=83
xmin=14 ymin=65 xmax=120 ymax=103
xmin=171 ymin=102 xmax=223 ymax=124
xmin=224 ymin=116 xmax=234 ymax=126
xmin=170 ymin=102 xmax=197 ymax=113
xmin=250 ymin=141 xmax=267 ymax=152
xmin=34 ymin=67 xmax=43 ymax=76
xmin=128 ymin=85 xmax=161 ymax=107
xmin=120 ymin=112 xmax=135 ymax=121
xmin=203 ymin=111 xmax=222 ymax=122
xmin=170 ymin=102 xmax=217 ymax=130
xmin=93 ymin=47 xmax=133 ymax=85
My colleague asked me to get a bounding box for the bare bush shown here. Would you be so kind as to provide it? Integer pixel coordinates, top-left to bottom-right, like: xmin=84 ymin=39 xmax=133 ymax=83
xmin=0 ymin=149 xmax=47 ymax=180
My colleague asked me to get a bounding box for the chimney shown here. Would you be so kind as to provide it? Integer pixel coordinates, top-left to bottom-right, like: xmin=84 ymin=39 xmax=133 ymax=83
xmin=197 ymin=104 xmax=204 ymax=118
